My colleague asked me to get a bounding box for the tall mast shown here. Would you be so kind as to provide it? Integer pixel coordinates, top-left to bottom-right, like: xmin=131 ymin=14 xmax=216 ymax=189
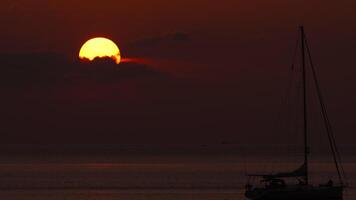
xmin=300 ymin=26 xmax=309 ymax=184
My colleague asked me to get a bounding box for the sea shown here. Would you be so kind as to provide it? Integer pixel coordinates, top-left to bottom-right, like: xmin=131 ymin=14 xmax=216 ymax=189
xmin=0 ymin=154 xmax=354 ymax=200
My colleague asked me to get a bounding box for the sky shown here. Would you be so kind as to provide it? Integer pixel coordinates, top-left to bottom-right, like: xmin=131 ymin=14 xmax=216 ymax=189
xmin=0 ymin=0 xmax=356 ymax=150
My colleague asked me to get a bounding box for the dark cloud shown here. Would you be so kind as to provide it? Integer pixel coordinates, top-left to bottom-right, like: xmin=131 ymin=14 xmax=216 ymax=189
xmin=124 ymin=32 xmax=191 ymax=59
xmin=128 ymin=32 xmax=190 ymax=49
xmin=0 ymin=54 xmax=167 ymax=86
xmin=69 ymin=58 xmax=168 ymax=84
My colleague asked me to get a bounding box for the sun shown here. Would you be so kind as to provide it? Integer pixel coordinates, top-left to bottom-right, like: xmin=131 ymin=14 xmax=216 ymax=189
xmin=79 ymin=37 xmax=121 ymax=64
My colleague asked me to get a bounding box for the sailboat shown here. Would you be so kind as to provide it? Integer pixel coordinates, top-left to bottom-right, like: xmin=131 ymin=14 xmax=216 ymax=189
xmin=245 ymin=26 xmax=347 ymax=200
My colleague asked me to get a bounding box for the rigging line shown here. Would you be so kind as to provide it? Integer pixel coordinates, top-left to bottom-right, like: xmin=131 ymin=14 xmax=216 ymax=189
xmin=301 ymin=27 xmax=309 ymax=184
xmin=268 ymin=32 xmax=300 ymax=170
xmin=291 ymin=33 xmax=300 ymax=70
xmin=281 ymin=46 xmax=296 ymax=145
xmin=304 ymin=35 xmax=347 ymax=186
xmin=272 ymin=29 xmax=301 ymax=167
xmin=290 ymin=31 xmax=302 ymax=144
xmin=291 ymin=60 xmax=302 ymax=145
xmin=306 ymin=41 xmax=347 ymax=185
xmin=305 ymin=37 xmax=345 ymax=185
xmin=289 ymin=60 xmax=303 ymax=160
xmin=324 ymin=108 xmax=348 ymax=182
xmin=294 ymin=59 xmax=303 ymax=151
xmin=289 ymin=29 xmax=304 ymax=157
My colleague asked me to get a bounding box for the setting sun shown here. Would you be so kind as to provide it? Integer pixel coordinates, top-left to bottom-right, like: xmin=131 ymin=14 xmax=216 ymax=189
xmin=79 ymin=37 xmax=121 ymax=64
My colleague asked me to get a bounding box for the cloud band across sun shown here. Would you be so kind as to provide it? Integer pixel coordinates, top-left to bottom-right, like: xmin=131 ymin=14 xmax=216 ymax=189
xmin=79 ymin=37 xmax=121 ymax=64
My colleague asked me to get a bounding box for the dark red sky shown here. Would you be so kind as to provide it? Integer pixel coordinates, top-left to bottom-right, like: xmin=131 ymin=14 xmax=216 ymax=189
xmin=0 ymin=0 xmax=356 ymax=148
xmin=1 ymin=0 xmax=355 ymax=52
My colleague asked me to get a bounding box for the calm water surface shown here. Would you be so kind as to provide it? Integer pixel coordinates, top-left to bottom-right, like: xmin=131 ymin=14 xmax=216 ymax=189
xmin=0 ymin=155 xmax=354 ymax=200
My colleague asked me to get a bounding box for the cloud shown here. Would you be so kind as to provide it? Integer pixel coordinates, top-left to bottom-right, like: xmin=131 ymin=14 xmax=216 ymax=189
xmin=124 ymin=32 xmax=191 ymax=59
xmin=71 ymin=57 xmax=168 ymax=83
xmin=0 ymin=53 xmax=167 ymax=85
xmin=0 ymin=53 xmax=178 ymax=107
xmin=128 ymin=32 xmax=190 ymax=49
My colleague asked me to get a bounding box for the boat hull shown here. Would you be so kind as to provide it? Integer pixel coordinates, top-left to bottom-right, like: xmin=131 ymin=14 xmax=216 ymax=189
xmin=245 ymin=186 xmax=343 ymax=200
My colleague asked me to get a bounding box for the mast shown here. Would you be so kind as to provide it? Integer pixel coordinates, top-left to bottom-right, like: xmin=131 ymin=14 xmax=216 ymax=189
xmin=300 ymin=26 xmax=309 ymax=184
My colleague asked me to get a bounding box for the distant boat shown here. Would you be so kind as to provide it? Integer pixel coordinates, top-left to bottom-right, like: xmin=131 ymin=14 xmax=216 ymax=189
xmin=245 ymin=26 xmax=347 ymax=200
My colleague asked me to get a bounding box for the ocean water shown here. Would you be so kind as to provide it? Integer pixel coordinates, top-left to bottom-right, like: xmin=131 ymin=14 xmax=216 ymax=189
xmin=0 ymin=154 xmax=354 ymax=200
